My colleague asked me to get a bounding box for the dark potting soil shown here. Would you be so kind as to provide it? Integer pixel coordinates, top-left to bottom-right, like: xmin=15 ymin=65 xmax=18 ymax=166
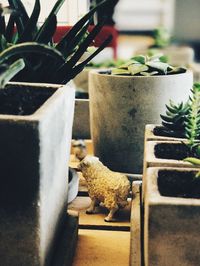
xmin=154 ymin=143 xmax=192 ymax=160
xmin=158 ymin=169 xmax=200 ymax=199
xmin=0 ymin=85 xmax=56 ymax=116
xmin=153 ymin=126 xmax=185 ymax=138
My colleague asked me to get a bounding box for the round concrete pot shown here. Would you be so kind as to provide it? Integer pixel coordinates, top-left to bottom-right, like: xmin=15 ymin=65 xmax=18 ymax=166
xmin=89 ymin=70 xmax=193 ymax=174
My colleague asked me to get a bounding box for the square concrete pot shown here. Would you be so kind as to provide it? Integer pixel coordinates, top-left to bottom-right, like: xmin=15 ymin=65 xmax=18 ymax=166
xmin=89 ymin=70 xmax=192 ymax=174
xmin=144 ymin=167 xmax=200 ymax=266
xmin=142 ymin=140 xmax=200 ymax=203
xmin=144 ymin=124 xmax=186 ymax=142
xmin=0 ymin=82 xmax=75 ymax=265
xmin=72 ymin=98 xmax=90 ymax=139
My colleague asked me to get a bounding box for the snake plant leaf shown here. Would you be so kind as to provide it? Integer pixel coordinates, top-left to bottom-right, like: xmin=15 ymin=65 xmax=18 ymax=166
xmin=131 ymin=55 xmax=146 ymax=64
xmin=34 ymin=0 xmax=65 ymax=42
xmin=140 ymin=71 xmax=158 ymax=76
xmin=60 ymin=20 xmax=91 ymax=58
xmin=146 ymin=61 xmax=170 ymax=74
xmin=0 ymin=13 xmax=6 ymax=35
xmin=0 ymin=42 xmax=65 ymax=65
xmin=36 ymin=14 xmax=57 ymax=44
xmin=0 ymin=58 xmax=25 ymax=88
xmin=62 ymin=35 xmax=113 ymax=83
xmin=8 ymin=0 xmax=29 ymax=35
xmin=128 ymin=63 xmax=148 ymax=75
xmin=111 ymin=68 xmax=131 ymax=75
xmin=56 ymin=0 xmax=109 ymax=53
xmin=160 ymin=114 xmax=174 ymax=123
xmin=17 ymin=0 xmax=40 ymax=43
xmin=64 ymin=20 xmax=109 ymax=70
xmin=0 ymin=34 xmax=9 ymax=52
xmin=4 ymin=14 xmax=15 ymax=42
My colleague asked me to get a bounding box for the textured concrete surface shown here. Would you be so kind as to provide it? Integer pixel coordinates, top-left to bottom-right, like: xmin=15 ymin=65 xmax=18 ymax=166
xmin=0 ymin=82 xmax=75 ymax=265
xmin=72 ymin=99 xmax=90 ymax=139
xmin=144 ymin=167 xmax=200 ymax=266
xmin=89 ymin=70 xmax=193 ymax=174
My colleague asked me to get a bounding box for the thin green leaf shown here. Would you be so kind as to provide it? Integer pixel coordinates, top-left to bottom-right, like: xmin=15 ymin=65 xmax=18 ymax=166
xmin=34 ymin=0 xmax=65 ymax=42
xmin=17 ymin=0 xmax=40 ymax=43
xmin=56 ymin=0 xmax=110 ymax=52
xmin=0 ymin=42 xmax=65 ymax=65
xmin=0 ymin=58 xmax=25 ymax=88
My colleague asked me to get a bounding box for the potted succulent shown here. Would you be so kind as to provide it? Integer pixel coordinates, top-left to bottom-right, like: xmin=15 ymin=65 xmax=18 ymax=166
xmin=89 ymin=54 xmax=193 ymax=173
xmin=0 ymin=0 xmax=112 ymax=265
xmin=144 ymin=166 xmax=200 ymax=266
xmin=136 ymin=27 xmax=194 ymax=66
xmin=143 ymin=83 xmax=200 ymax=170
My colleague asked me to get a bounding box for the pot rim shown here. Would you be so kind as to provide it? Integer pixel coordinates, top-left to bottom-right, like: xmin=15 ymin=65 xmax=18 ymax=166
xmin=89 ymin=69 xmax=192 ymax=80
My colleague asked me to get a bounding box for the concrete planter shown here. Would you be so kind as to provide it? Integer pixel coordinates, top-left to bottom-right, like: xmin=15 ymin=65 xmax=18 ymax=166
xmin=0 ymin=82 xmax=75 ymax=265
xmin=89 ymin=70 xmax=193 ymax=174
xmin=144 ymin=167 xmax=200 ymax=266
xmin=144 ymin=140 xmax=199 ymax=170
xmin=72 ymin=98 xmax=90 ymax=139
xmin=144 ymin=124 xmax=186 ymax=142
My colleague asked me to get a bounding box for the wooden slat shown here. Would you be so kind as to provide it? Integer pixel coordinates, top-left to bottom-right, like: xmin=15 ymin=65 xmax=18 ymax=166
xmin=130 ymin=181 xmax=142 ymax=266
xmin=68 ymin=196 xmax=131 ymax=231
xmin=73 ymin=229 xmax=130 ymax=266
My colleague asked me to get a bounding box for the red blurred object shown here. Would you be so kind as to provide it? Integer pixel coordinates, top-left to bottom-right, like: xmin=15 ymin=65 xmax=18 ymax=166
xmin=53 ymin=25 xmax=118 ymax=59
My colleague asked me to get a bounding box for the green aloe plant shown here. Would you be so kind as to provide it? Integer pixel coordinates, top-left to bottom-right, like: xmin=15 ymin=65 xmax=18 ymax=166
xmin=0 ymin=0 xmax=112 ymax=84
xmin=111 ymin=54 xmax=186 ymax=76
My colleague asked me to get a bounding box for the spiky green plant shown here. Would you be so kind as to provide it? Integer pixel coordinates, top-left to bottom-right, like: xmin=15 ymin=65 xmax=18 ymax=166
xmin=0 ymin=0 xmax=112 ymax=84
xmin=160 ymin=100 xmax=190 ymax=137
xmin=185 ymin=83 xmax=200 ymax=147
xmin=111 ymin=54 xmax=186 ymax=76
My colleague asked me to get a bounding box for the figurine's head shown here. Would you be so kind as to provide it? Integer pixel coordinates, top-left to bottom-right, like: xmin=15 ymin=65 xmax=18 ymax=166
xmin=77 ymin=155 xmax=99 ymax=171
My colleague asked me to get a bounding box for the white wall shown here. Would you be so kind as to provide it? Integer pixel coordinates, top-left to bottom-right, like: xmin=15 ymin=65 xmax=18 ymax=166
xmin=114 ymin=0 xmax=175 ymax=31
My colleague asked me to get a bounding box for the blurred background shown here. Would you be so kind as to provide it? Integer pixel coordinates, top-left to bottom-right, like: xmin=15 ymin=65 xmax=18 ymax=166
xmin=3 ymin=0 xmax=200 ymax=61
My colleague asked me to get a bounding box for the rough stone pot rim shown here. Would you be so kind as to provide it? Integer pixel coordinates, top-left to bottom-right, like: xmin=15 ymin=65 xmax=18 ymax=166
xmin=146 ymin=167 xmax=200 ymax=205
xmin=90 ymin=69 xmax=192 ymax=80
xmin=0 ymin=81 xmax=72 ymax=121
xmin=145 ymin=140 xmax=200 ymax=168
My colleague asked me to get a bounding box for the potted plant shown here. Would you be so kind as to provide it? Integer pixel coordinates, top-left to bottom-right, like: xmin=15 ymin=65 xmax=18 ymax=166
xmin=144 ymin=166 xmax=200 ymax=266
xmin=0 ymin=1 xmax=112 ymax=265
xmin=89 ymin=55 xmax=193 ymax=173
xmin=143 ymin=83 xmax=200 ymax=171
xmin=135 ymin=27 xmax=194 ymax=66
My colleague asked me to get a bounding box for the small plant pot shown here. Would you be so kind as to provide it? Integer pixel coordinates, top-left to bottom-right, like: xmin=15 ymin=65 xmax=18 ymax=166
xmin=144 ymin=167 xmax=200 ymax=266
xmin=145 ymin=124 xmax=187 ymax=142
xmin=89 ymin=70 xmax=193 ymax=174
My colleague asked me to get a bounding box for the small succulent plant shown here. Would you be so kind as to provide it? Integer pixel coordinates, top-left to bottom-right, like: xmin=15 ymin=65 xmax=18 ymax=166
xmin=111 ymin=55 xmax=186 ymax=76
xmin=0 ymin=0 xmax=112 ymax=84
xmin=160 ymin=100 xmax=190 ymax=138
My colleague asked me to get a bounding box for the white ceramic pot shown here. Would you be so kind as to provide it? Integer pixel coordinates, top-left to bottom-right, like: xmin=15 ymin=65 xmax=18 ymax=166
xmin=89 ymin=70 xmax=193 ymax=174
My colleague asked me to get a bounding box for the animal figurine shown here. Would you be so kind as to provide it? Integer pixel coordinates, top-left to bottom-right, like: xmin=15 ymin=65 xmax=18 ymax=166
xmin=72 ymin=139 xmax=87 ymax=161
xmin=78 ymin=155 xmax=130 ymax=222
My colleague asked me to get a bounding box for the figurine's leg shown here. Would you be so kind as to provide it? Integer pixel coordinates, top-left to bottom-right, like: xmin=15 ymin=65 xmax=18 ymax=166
xmin=104 ymin=205 xmax=119 ymax=222
xmin=86 ymin=198 xmax=99 ymax=214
